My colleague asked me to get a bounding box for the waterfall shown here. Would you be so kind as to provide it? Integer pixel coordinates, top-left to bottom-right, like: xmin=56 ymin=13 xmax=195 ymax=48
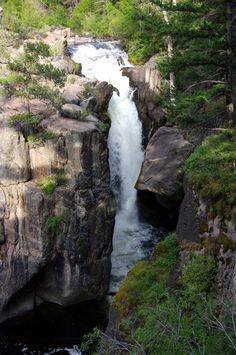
xmin=72 ymin=41 xmax=155 ymax=292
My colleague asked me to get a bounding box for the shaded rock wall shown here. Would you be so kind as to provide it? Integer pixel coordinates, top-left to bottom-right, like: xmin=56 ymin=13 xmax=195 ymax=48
xmin=177 ymin=180 xmax=236 ymax=243
xmin=177 ymin=178 xmax=236 ymax=304
xmin=0 ymin=117 xmax=115 ymax=323
xmin=122 ymin=55 xmax=165 ymax=140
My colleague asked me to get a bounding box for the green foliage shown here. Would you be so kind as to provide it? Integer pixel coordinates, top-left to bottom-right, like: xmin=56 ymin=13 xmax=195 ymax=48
xmin=38 ymin=171 xmax=68 ymax=194
xmin=181 ymin=254 xmax=217 ymax=300
xmin=28 ymin=130 xmax=58 ymax=145
xmin=101 ymin=116 xmax=111 ymax=134
xmin=185 ymin=130 xmax=236 ymax=207
xmin=0 ymin=0 xmax=47 ymax=33
xmin=1 ymin=41 xmax=66 ymax=134
xmin=113 ymin=234 xmax=236 ymax=355
xmin=7 ymin=112 xmax=41 ymax=130
xmin=133 ymin=296 xmax=236 ymax=355
xmin=69 ymin=0 xmax=162 ymax=60
xmin=48 ymin=215 xmax=64 ymax=235
xmin=114 ymin=233 xmax=179 ymax=316
xmin=80 ymin=327 xmax=102 ymax=355
xmin=38 ymin=176 xmax=57 ymax=195
xmin=167 ymin=85 xmax=228 ymax=127
xmin=0 ymin=0 xmax=69 ymax=34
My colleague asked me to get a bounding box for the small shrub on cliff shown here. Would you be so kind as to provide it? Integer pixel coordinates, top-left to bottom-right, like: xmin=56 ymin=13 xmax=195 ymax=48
xmin=80 ymin=327 xmax=102 ymax=355
xmin=48 ymin=215 xmax=64 ymax=235
xmin=28 ymin=130 xmax=58 ymax=145
xmin=39 ymin=176 xmax=57 ymax=194
xmin=38 ymin=171 xmax=68 ymax=194
xmin=7 ymin=112 xmax=41 ymax=131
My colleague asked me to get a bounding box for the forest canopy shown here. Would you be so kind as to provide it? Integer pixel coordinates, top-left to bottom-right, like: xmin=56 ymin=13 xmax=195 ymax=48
xmin=0 ymin=0 xmax=234 ymax=127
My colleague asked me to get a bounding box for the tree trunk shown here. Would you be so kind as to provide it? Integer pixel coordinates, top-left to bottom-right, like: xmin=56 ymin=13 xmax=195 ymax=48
xmin=226 ymin=0 xmax=235 ymax=124
xmin=163 ymin=0 xmax=177 ymax=101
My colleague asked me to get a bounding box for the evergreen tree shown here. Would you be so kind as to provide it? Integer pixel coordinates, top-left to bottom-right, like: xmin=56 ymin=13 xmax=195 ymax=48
xmin=138 ymin=0 xmax=235 ymax=127
xmin=0 ymin=41 xmax=66 ymax=133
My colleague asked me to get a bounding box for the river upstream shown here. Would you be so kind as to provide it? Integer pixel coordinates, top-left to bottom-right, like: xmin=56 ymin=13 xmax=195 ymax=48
xmin=0 ymin=40 xmax=164 ymax=354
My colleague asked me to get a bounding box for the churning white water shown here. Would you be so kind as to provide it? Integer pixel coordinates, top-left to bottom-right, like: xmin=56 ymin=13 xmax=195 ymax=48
xmin=72 ymin=41 xmax=155 ymax=292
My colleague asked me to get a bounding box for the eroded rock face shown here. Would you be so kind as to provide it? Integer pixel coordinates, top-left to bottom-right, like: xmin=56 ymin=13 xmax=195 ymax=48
xmin=177 ymin=178 xmax=236 ymax=304
xmin=177 ymin=179 xmax=236 ymax=244
xmin=136 ymin=127 xmax=193 ymax=209
xmin=0 ymin=118 xmax=115 ymax=323
xmin=122 ymin=56 xmax=165 ymax=139
xmin=90 ymin=81 xmax=114 ymax=114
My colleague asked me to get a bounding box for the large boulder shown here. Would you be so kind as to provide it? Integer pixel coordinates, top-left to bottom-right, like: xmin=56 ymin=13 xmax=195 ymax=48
xmin=136 ymin=126 xmax=193 ymax=210
xmin=62 ymin=75 xmax=91 ymax=105
xmin=90 ymin=81 xmax=114 ymax=114
xmin=61 ymin=103 xmax=83 ymax=119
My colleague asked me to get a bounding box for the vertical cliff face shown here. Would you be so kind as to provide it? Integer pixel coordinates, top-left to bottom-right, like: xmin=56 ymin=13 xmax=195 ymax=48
xmin=122 ymin=55 xmax=165 ymax=140
xmin=0 ymin=116 xmax=115 ymax=323
xmin=177 ymin=178 xmax=236 ymax=304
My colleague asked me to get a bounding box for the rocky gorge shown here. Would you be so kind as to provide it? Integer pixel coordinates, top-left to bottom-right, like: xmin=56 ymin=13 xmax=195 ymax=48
xmin=0 ymin=25 xmax=235 ymax=354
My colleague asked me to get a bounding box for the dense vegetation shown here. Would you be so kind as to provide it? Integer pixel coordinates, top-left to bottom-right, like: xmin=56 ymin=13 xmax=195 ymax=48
xmin=110 ymin=234 xmax=236 ymax=355
xmin=1 ymin=0 xmax=234 ymax=128
xmin=186 ymin=130 xmax=236 ymax=209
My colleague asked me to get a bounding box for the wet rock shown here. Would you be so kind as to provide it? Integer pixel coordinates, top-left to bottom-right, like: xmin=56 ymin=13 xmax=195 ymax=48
xmin=176 ymin=179 xmax=200 ymax=243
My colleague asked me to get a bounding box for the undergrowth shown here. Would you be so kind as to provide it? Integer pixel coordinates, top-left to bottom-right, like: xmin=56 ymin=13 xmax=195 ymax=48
xmin=111 ymin=233 xmax=236 ymax=355
xmin=185 ymin=130 xmax=236 ymax=207
xmin=38 ymin=171 xmax=68 ymax=194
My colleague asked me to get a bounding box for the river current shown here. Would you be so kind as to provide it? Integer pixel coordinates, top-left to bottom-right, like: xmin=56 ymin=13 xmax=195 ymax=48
xmin=72 ymin=40 xmax=159 ymax=293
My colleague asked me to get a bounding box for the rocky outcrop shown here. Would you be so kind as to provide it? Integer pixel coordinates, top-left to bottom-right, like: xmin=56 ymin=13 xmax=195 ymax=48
xmin=177 ymin=180 xmax=236 ymax=243
xmin=88 ymin=81 xmax=114 ymax=115
xmin=61 ymin=103 xmax=83 ymax=119
xmin=136 ymin=127 xmax=193 ymax=210
xmin=0 ymin=112 xmax=115 ymax=322
xmin=122 ymin=55 xmax=165 ymax=140
xmin=62 ymin=76 xmax=114 ymax=119
xmin=177 ymin=178 xmax=236 ymax=304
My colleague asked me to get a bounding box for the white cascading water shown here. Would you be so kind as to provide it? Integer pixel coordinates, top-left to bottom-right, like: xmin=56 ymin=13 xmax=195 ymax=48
xmin=72 ymin=41 xmax=155 ymax=292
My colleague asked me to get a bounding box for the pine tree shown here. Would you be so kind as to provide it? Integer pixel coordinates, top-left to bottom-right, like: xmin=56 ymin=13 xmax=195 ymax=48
xmin=137 ymin=0 xmax=235 ymax=127
xmin=0 ymin=41 xmax=66 ymax=133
